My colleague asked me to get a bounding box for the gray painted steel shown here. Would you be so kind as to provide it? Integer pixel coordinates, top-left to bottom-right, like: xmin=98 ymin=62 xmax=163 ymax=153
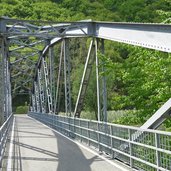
xmin=63 ymin=39 xmax=72 ymax=116
xmin=74 ymin=39 xmax=95 ymax=118
xmin=141 ymin=98 xmax=171 ymax=129
xmin=95 ymin=22 xmax=171 ymax=52
xmin=0 ymin=114 xmax=13 ymax=166
xmin=3 ymin=18 xmax=171 ymax=52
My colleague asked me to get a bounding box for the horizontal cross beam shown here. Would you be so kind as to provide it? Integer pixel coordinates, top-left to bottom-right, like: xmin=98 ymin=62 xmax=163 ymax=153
xmin=1 ymin=18 xmax=171 ymax=53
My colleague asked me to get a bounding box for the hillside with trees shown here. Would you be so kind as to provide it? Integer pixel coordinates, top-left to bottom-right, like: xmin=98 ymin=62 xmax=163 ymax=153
xmin=1 ymin=0 xmax=171 ymax=128
xmin=0 ymin=0 xmax=170 ymax=22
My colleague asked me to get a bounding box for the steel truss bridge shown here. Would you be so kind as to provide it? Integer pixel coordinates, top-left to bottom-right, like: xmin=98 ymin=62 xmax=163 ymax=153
xmin=0 ymin=17 xmax=171 ymax=171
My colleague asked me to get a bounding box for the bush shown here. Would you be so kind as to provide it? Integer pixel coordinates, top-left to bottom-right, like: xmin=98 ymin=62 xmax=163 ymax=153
xmin=112 ymin=110 xmax=142 ymax=126
xmin=15 ymin=106 xmax=29 ymax=114
xmin=80 ymin=111 xmax=96 ymax=120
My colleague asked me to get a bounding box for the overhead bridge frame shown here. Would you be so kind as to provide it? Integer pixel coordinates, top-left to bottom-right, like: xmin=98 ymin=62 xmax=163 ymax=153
xmin=0 ymin=17 xmax=171 ymax=128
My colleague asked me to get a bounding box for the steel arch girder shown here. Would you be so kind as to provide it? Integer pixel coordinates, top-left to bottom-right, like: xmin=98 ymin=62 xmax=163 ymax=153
xmin=3 ymin=18 xmax=171 ymax=53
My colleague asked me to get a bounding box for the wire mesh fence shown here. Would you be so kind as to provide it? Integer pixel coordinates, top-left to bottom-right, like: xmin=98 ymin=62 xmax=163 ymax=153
xmin=29 ymin=112 xmax=171 ymax=171
xmin=0 ymin=114 xmax=13 ymax=166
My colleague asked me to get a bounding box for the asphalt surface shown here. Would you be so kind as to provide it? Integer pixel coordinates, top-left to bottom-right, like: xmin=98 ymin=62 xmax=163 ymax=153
xmin=5 ymin=115 xmax=132 ymax=171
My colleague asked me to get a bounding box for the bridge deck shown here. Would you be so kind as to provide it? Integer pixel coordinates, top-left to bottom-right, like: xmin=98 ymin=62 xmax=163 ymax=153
xmin=4 ymin=115 xmax=132 ymax=171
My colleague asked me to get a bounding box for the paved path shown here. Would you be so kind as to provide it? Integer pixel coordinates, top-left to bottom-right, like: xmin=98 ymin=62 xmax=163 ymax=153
xmin=5 ymin=115 xmax=132 ymax=171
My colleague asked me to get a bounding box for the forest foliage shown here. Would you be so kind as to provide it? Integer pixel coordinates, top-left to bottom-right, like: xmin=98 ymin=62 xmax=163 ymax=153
xmin=1 ymin=0 xmax=171 ymax=127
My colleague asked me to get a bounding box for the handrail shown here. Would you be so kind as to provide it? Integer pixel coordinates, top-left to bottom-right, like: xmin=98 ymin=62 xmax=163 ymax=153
xmin=0 ymin=114 xmax=13 ymax=167
xmin=28 ymin=112 xmax=171 ymax=171
xmin=0 ymin=114 xmax=13 ymax=132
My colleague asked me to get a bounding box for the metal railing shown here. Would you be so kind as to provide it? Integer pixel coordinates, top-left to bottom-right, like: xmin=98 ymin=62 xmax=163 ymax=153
xmin=28 ymin=112 xmax=171 ymax=171
xmin=0 ymin=114 xmax=13 ymax=166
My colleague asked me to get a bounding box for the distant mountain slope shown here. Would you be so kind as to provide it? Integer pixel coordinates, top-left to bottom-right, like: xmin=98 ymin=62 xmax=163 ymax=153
xmin=0 ymin=0 xmax=170 ymax=22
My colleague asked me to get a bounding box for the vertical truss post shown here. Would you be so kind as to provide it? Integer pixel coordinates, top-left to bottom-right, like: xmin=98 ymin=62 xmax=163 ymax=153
xmin=5 ymin=59 xmax=12 ymax=119
xmin=29 ymin=91 xmax=32 ymax=112
xmin=31 ymin=94 xmax=36 ymax=112
xmin=0 ymin=21 xmax=6 ymax=123
xmin=0 ymin=19 xmax=11 ymax=123
xmin=42 ymin=57 xmax=53 ymax=113
xmin=54 ymin=41 xmax=64 ymax=114
xmin=101 ymin=39 xmax=107 ymax=122
xmin=7 ymin=68 xmax=12 ymax=117
xmin=0 ymin=37 xmax=5 ymax=122
xmin=38 ymin=69 xmax=46 ymax=113
xmin=4 ymin=53 xmax=8 ymax=120
xmin=34 ymin=81 xmax=40 ymax=112
xmin=95 ymin=39 xmax=101 ymax=122
xmin=74 ymin=39 xmax=95 ymax=118
xmin=49 ymin=46 xmax=55 ymax=111
xmin=63 ymin=39 xmax=72 ymax=116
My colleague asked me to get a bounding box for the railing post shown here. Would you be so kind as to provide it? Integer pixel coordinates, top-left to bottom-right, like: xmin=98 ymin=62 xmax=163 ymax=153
xmin=110 ymin=125 xmax=114 ymax=158
xmin=74 ymin=118 xmax=76 ymax=138
xmin=155 ymin=133 xmax=160 ymax=171
xmin=0 ymin=130 xmax=2 ymax=167
xmin=68 ymin=116 xmax=70 ymax=137
xmin=97 ymin=122 xmax=101 ymax=151
xmin=52 ymin=114 xmax=54 ymax=129
xmin=88 ymin=121 xmax=90 ymax=146
xmin=79 ymin=120 xmax=82 ymax=142
xmin=128 ymin=128 xmax=133 ymax=168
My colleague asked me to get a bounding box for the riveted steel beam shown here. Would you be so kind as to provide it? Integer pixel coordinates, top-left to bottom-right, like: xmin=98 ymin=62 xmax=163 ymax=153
xmin=63 ymin=39 xmax=72 ymax=116
xmin=3 ymin=17 xmax=171 ymax=53
xmin=95 ymin=22 xmax=171 ymax=53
